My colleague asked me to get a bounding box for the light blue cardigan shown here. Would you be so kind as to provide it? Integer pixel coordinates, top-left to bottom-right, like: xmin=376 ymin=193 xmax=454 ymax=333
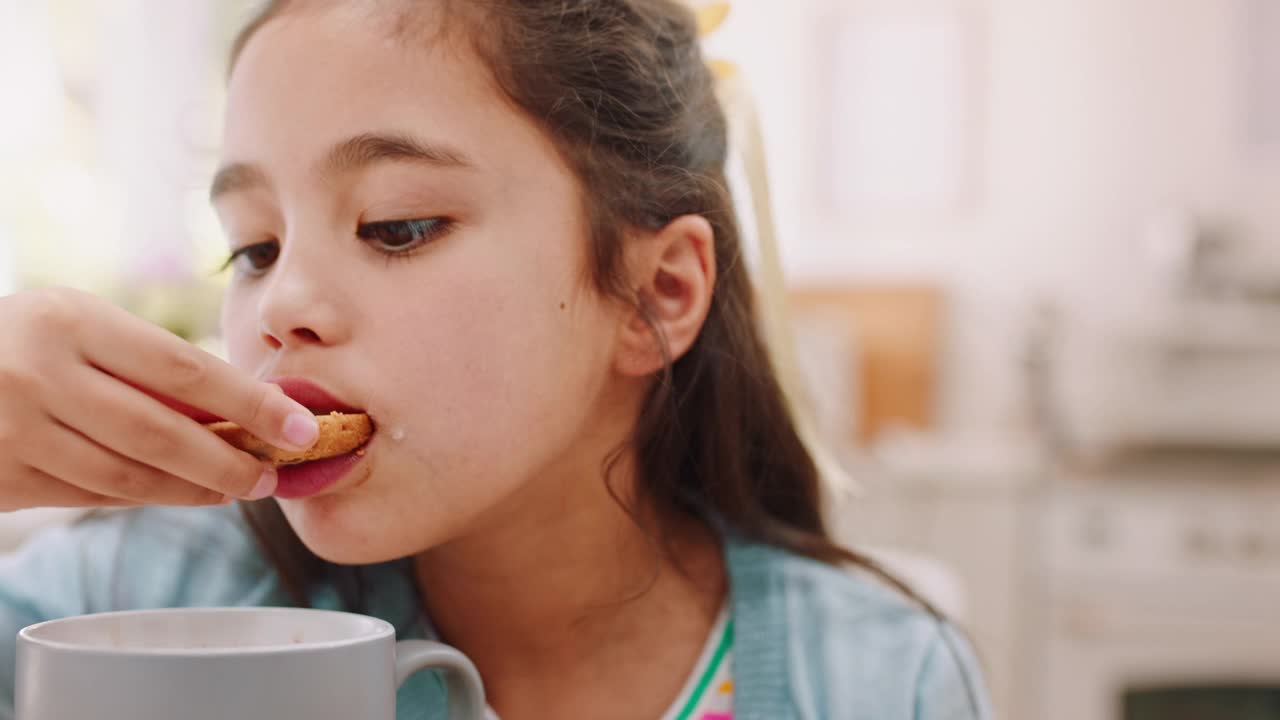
xmin=0 ymin=506 xmax=989 ymax=719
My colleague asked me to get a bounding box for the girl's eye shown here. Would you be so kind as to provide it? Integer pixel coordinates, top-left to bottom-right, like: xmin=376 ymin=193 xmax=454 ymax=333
xmin=218 ymin=219 xmax=451 ymax=276
xmin=221 ymin=240 xmax=280 ymax=276
xmin=357 ymin=218 xmax=453 ymax=254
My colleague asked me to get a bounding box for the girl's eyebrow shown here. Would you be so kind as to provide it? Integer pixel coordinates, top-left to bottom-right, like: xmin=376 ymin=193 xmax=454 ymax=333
xmin=210 ymin=163 xmax=270 ymax=202
xmin=322 ymin=132 xmax=475 ymax=175
xmin=210 ymin=132 xmax=475 ymax=202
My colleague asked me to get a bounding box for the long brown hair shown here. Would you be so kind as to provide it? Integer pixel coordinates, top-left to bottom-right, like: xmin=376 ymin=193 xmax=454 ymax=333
xmin=230 ymin=0 xmax=926 ymax=613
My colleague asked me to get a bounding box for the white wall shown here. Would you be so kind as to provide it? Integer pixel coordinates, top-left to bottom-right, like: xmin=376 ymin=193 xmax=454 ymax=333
xmin=99 ymin=0 xmax=216 ymax=283
xmin=711 ymin=0 xmax=1280 ymax=435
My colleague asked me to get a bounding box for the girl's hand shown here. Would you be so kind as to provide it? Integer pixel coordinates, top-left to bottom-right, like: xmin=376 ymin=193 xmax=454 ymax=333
xmin=0 ymin=288 xmax=318 ymax=510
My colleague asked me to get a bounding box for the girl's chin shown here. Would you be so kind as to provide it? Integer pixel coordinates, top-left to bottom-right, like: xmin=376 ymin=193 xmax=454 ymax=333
xmin=279 ymin=499 xmax=386 ymax=564
xmin=280 ymin=497 xmax=446 ymax=566
xmin=294 ymin=528 xmax=408 ymax=566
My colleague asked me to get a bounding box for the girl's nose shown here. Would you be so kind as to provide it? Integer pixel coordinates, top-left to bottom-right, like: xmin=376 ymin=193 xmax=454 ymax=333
xmin=255 ymin=244 xmax=352 ymax=351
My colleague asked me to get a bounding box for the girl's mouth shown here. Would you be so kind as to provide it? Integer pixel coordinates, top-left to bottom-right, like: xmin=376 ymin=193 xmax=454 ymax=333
xmin=266 ymin=376 xmax=374 ymax=498
xmin=273 ymin=440 xmax=371 ymax=499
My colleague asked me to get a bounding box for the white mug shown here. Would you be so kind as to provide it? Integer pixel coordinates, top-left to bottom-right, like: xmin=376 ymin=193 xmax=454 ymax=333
xmin=16 ymin=607 xmax=485 ymax=720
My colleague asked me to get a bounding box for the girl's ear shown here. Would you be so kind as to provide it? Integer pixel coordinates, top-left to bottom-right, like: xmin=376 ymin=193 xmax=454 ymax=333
xmin=614 ymin=214 xmax=717 ymax=377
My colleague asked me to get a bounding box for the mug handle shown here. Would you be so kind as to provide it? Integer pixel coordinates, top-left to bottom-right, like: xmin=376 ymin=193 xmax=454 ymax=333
xmin=395 ymin=639 xmax=488 ymax=720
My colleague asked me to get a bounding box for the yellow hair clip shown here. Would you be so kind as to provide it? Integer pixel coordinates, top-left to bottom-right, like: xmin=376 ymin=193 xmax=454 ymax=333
xmin=696 ymin=1 xmax=730 ymax=35
xmin=693 ymin=1 xmax=738 ymax=80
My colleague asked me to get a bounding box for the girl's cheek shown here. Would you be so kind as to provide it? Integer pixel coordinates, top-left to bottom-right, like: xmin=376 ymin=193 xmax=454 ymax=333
xmin=220 ymin=295 xmax=258 ymax=367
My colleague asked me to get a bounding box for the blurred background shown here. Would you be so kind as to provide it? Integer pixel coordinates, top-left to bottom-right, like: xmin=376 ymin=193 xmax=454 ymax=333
xmin=4 ymin=1 xmax=1280 ymax=718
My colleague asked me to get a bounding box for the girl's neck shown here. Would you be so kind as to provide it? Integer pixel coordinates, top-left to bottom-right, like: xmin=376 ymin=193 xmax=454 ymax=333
xmin=412 ymin=452 xmax=726 ymax=717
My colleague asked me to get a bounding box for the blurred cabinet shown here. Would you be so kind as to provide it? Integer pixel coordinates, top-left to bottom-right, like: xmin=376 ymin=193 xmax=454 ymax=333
xmin=791 ymin=286 xmax=943 ymax=446
xmin=1032 ymin=469 xmax=1280 ymax=720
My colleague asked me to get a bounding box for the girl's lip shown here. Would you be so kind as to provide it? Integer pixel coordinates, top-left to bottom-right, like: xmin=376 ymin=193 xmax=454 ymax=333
xmin=273 ymin=443 xmax=370 ymax=500
xmin=267 ymin=377 xmax=364 ymax=414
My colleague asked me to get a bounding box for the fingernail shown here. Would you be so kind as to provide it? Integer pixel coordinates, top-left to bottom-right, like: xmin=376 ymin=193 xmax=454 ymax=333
xmin=245 ymin=467 xmax=277 ymax=501
xmin=282 ymin=411 xmax=319 ymax=449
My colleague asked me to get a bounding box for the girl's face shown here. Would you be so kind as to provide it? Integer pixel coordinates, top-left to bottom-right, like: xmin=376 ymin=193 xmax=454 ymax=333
xmin=215 ymin=7 xmax=629 ymax=563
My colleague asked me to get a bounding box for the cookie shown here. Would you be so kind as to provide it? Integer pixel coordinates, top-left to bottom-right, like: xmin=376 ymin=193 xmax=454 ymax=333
xmin=205 ymin=412 xmax=373 ymax=466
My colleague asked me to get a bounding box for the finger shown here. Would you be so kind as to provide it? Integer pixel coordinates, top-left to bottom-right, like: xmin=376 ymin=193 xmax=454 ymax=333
xmin=7 ymin=465 xmax=142 ymax=511
xmin=75 ymin=305 xmax=318 ymax=452
xmin=121 ymin=378 xmax=223 ymax=424
xmin=47 ymin=365 xmax=277 ymax=500
xmin=27 ymin=419 xmax=232 ymax=506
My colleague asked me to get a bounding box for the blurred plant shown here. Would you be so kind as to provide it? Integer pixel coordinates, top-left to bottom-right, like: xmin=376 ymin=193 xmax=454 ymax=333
xmin=107 ymin=275 xmax=227 ymax=346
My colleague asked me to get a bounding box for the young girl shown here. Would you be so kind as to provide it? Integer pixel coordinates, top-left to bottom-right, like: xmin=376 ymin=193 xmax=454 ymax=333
xmin=0 ymin=1 xmax=989 ymax=718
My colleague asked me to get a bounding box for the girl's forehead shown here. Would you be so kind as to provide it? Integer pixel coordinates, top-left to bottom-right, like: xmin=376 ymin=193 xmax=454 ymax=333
xmin=225 ymin=10 xmax=498 ymax=155
xmin=234 ymin=2 xmax=470 ymax=86
xmin=240 ymin=0 xmax=456 ymax=62
xmin=219 ymin=4 xmax=574 ymax=202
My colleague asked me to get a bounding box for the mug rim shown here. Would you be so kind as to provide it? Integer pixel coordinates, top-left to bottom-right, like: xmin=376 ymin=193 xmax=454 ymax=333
xmin=19 ymin=607 xmax=396 ymax=657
